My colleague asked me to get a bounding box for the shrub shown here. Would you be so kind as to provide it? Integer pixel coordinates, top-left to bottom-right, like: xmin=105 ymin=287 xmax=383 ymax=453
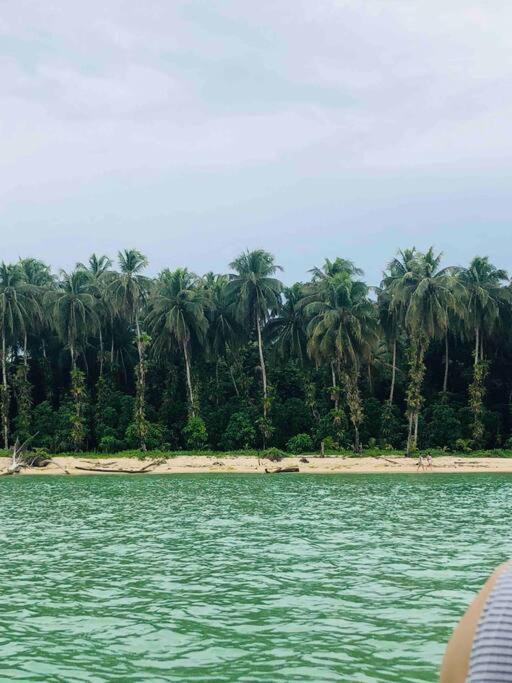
xmin=221 ymin=411 xmax=256 ymax=450
xmin=455 ymin=438 xmax=472 ymax=452
xmin=424 ymin=402 xmax=462 ymax=449
xmin=262 ymin=447 xmax=286 ymax=462
xmin=99 ymin=435 xmax=124 ymax=453
xmin=183 ymin=416 xmax=208 ymax=451
xmin=314 ymin=410 xmax=349 ymax=449
xmin=286 ymin=433 xmax=313 ymax=454
xmin=125 ymin=421 xmax=166 ymax=451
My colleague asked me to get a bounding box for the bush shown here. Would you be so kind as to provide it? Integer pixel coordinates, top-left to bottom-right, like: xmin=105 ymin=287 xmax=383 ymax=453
xmin=262 ymin=447 xmax=286 ymax=462
xmin=183 ymin=416 xmax=208 ymax=451
xmin=314 ymin=410 xmax=349 ymax=449
xmin=99 ymin=435 xmax=125 ymax=453
xmin=125 ymin=421 xmax=166 ymax=451
xmin=286 ymin=433 xmax=313 ymax=454
xmin=221 ymin=411 xmax=257 ymax=450
xmin=455 ymin=438 xmax=472 ymax=452
xmin=424 ymin=402 xmax=462 ymax=449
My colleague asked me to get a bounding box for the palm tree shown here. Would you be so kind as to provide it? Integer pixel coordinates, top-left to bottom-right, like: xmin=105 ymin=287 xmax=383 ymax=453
xmin=458 ymin=256 xmax=508 ymax=365
xmin=18 ymin=257 xmax=54 ymax=334
xmin=46 ymin=269 xmax=99 ymax=371
xmin=202 ymin=273 xmax=243 ymax=397
xmin=109 ymin=249 xmax=149 ymax=351
xmin=146 ymin=268 xmax=209 ymax=415
xmin=109 ymin=249 xmax=149 ymax=448
xmin=266 ymin=284 xmax=308 ymax=365
xmin=0 ymin=263 xmax=34 ymax=448
xmin=227 ymin=249 xmax=283 ymax=417
xmin=302 ymin=259 xmax=377 ymax=451
xmin=376 ymin=286 xmax=400 ymax=403
xmin=458 ymin=256 xmax=509 ymax=444
xmin=385 ymin=247 xmax=460 ymax=453
xmin=77 ymin=254 xmax=113 ymax=376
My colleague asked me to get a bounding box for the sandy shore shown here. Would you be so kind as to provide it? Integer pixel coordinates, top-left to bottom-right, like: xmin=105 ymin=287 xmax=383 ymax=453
xmin=2 ymin=455 xmax=512 ymax=475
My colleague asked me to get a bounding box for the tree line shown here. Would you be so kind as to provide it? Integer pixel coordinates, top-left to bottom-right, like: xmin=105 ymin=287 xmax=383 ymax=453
xmin=0 ymin=247 xmax=510 ymax=455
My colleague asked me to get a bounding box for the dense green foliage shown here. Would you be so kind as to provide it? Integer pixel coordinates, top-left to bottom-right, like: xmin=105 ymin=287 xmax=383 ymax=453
xmin=0 ymin=247 xmax=511 ymax=454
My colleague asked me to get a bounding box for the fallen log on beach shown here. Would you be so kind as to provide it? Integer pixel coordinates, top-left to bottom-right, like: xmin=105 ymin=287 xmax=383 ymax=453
xmin=74 ymin=459 xmax=164 ymax=474
xmin=264 ymin=466 xmax=300 ymax=474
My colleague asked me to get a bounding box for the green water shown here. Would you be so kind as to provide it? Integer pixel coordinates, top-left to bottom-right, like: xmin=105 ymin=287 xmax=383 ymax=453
xmin=1 ymin=473 xmax=511 ymax=682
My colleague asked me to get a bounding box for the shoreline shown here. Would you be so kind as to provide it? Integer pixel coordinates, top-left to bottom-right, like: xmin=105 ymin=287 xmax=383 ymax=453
xmin=2 ymin=455 xmax=512 ymax=476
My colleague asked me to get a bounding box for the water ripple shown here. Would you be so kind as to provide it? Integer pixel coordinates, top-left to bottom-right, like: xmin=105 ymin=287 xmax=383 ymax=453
xmin=1 ymin=473 xmax=512 ymax=681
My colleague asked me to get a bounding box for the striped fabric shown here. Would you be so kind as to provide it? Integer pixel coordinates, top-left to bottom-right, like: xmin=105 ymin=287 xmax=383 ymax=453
xmin=468 ymin=564 xmax=512 ymax=682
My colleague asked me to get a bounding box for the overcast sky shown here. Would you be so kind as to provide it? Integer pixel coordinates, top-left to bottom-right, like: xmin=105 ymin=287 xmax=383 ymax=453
xmin=1 ymin=0 xmax=511 ymax=284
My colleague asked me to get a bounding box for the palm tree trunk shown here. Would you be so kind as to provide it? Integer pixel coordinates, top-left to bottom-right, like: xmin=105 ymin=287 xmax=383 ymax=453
xmin=110 ymin=313 xmax=115 ymax=366
xmin=215 ymin=360 xmax=219 ymax=405
xmin=1 ymin=329 xmax=8 ymax=449
xmin=70 ymin=342 xmax=76 ymax=373
xmin=413 ymin=412 xmax=419 ymax=450
xmin=389 ymin=339 xmax=396 ymax=403
xmin=406 ymin=412 xmax=414 ymax=456
xmin=367 ymin=363 xmax=373 ymax=395
xmin=331 ymin=361 xmax=339 ymax=411
xmin=256 ymin=314 xmax=268 ymax=417
xmin=23 ymin=332 xmax=28 ymax=368
xmin=183 ymin=341 xmax=195 ymax=416
xmin=228 ymin=364 xmax=239 ymax=397
xmin=443 ymin=334 xmax=449 ymax=393
xmin=98 ymin=327 xmax=104 ymax=377
xmin=475 ymin=327 xmax=480 ymax=367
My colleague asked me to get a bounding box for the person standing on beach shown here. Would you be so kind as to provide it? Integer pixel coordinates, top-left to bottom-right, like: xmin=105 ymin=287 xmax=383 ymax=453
xmin=417 ymin=455 xmax=425 ymax=471
xmin=426 ymin=454 xmax=433 ymax=470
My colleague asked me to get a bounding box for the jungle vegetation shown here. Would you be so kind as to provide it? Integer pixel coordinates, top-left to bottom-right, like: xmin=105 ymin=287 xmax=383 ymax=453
xmin=0 ymin=247 xmax=511 ymax=455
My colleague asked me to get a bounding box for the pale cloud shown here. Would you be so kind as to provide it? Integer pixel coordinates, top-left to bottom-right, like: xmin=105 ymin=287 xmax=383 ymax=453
xmin=0 ymin=0 xmax=511 ymax=281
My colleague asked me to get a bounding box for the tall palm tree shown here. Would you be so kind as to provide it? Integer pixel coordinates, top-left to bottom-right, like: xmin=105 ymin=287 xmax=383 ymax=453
xmin=385 ymin=247 xmax=460 ymax=453
xmin=266 ymin=284 xmax=308 ymax=365
xmin=458 ymin=256 xmax=508 ymax=365
xmin=46 ymin=269 xmax=99 ymax=371
xmin=302 ymin=259 xmax=377 ymax=451
xmin=0 ymin=263 xmax=34 ymax=448
xmin=146 ymin=268 xmax=209 ymax=415
xmin=109 ymin=250 xmax=149 ymax=448
xmin=202 ymin=273 xmax=243 ymax=397
xmin=227 ymin=249 xmax=283 ymax=417
xmin=457 ymin=256 xmax=509 ymax=444
xmin=77 ymin=254 xmax=113 ymax=376
xmin=376 ymin=286 xmax=400 ymax=403
xmin=109 ymin=249 xmax=149 ymax=351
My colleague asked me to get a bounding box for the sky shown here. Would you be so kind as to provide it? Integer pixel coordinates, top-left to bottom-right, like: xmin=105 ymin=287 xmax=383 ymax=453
xmin=1 ymin=0 xmax=511 ymax=285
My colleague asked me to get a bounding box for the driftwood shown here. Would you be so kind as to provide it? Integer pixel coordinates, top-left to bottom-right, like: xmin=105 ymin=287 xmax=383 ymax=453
xmin=74 ymin=458 xmax=165 ymax=474
xmin=265 ymin=466 xmax=300 ymax=474
xmin=0 ymin=436 xmax=38 ymax=476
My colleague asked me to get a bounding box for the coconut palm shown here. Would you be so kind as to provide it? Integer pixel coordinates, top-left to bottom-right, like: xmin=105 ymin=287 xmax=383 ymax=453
xmin=266 ymin=284 xmax=308 ymax=365
xmin=385 ymin=247 xmax=461 ymax=452
xmin=202 ymin=273 xmax=243 ymax=397
xmin=0 ymin=263 xmax=36 ymax=448
xmin=302 ymin=260 xmax=378 ymax=451
xmin=46 ymin=269 xmax=99 ymax=371
xmin=227 ymin=249 xmax=283 ymax=417
xmin=146 ymin=268 xmax=209 ymax=415
xmin=457 ymin=256 xmax=509 ymax=365
xmin=376 ymin=286 xmax=400 ymax=403
xmin=109 ymin=249 xmax=149 ymax=344
xmin=77 ymin=254 xmax=113 ymax=375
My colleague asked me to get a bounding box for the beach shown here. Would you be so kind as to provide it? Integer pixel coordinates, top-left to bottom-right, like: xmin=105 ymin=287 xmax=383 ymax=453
xmin=2 ymin=454 xmax=512 ymax=475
